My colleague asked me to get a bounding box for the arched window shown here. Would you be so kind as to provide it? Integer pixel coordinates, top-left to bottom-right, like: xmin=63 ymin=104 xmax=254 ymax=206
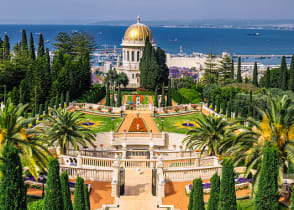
xmin=127 ymin=51 xmax=129 ymax=61
xmin=137 ymin=51 xmax=140 ymax=62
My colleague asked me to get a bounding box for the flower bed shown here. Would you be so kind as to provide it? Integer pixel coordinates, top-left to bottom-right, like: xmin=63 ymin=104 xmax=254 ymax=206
xmin=128 ymin=117 xmax=148 ymax=132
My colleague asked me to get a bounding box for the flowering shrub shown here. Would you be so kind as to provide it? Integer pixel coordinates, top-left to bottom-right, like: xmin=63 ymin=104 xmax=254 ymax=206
xmin=128 ymin=118 xmax=147 ymax=132
xmin=191 ymin=104 xmax=198 ymax=109
xmin=108 ymin=108 xmax=112 ymax=113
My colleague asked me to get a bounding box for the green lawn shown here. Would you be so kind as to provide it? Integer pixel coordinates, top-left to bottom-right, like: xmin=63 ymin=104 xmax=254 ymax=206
xmin=143 ymin=96 xmax=150 ymax=104
xmin=82 ymin=114 xmax=123 ymax=133
xmin=154 ymin=113 xmax=201 ymax=134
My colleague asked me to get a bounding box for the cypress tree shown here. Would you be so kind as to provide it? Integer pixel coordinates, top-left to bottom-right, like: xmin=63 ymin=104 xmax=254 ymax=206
xmin=265 ymin=67 xmax=271 ymax=88
xmin=234 ymin=100 xmax=239 ymax=118
xmin=248 ymin=91 xmax=253 ymax=117
xmin=0 ymin=37 xmax=3 ymax=60
xmin=218 ymin=161 xmax=237 ymax=210
xmin=280 ymin=56 xmax=288 ymax=90
xmin=207 ymin=93 xmax=211 ymax=107
xmin=237 ymin=57 xmax=242 ymax=83
xmin=29 ymin=32 xmax=36 ymax=60
xmin=207 ymin=173 xmax=221 ymax=210
xmin=254 ymin=144 xmax=279 ymax=210
xmin=221 ymin=100 xmax=227 ymax=115
xmin=160 ymin=83 xmax=165 ymax=107
xmin=289 ymin=55 xmax=294 ymax=91
xmin=37 ymin=33 xmax=45 ymax=57
xmin=253 ymin=62 xmax=258 ymax=86
xmin=49 ymin=97 xmax=55 ymax=108
xmin=3 ymin=34 xmax=10 ymax=60
xmin=216 ymin=97 xmax=221 ymax=113
xmin=66 ymin=90 xmax=70 ymax=107
xmin=192 ymin=178 xmax=205 ymax=210
xmin=60 ymin=171 xmax=73 ymax=210
xmin=245 ymin=77 xmax=249 ymax=84
xmin=212 ymin=94 xmax=216 ymax=110
xmin=188 ymin=179 xmax=195 ymax=210
xmin=105 ymin=83 xmax=110 ymax=106
xmin=110 ymin=93 xmax=115 ymax=107
xmin=84 ymin=185 xmax=90 ymax=210
xmin=167 ymin=79 xmax=172 ymax=106
xmin=0 ymin=145 xmax=27 ymax=210
xmin=230 ymin=59 xmax=234 ymax=79
xmin=227 ymin=101 xmax=232 ymax=118
xmin=55 ymin=94 xmax=59 ymax=109
xmin=139 ymin=37 xmax=152 ymax=89
xmin=43 ymin=158 xmax=64 ymax=210
xmin=20 ymin=29 xmax=28 ymax=57
xmin=154 ymin=87 xmax=158 ymax=108
xmin=73 ymin=177 xmax=85 ymax=210
xmin=39 ymin=104 xmax=43 ymax=116
xmin=60 ymin=93 xmax=64 ymax=109
xmin=19 ymin=86 xmax=24 ymax=104
xmin=117 ymin=87 xmax=122 ymax=107
xmin=44 ymin=100 xmax=49 ymax=115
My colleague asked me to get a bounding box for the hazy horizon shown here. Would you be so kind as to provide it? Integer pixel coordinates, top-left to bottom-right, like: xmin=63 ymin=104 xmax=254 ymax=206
xmin=1 ymin=0 xmax=294 ymax=24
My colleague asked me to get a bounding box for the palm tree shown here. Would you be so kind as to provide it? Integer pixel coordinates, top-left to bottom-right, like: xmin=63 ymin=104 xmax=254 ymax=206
xmin=229 ymin=94 xmax=294 ymax=186
xmin=0 ymin=100 xmax=50 ymax=178
xmin=183 ymin=114 xmax=237 ymax=156
xmin=43 ymin=109 xmax=96 ymax=155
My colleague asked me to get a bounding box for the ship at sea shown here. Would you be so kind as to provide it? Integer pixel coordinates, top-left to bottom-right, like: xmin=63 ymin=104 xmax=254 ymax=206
xmin=247 ymin=32 xmax=260 ymax=36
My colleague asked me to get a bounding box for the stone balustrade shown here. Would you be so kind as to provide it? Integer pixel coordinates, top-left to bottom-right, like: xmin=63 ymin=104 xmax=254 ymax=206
xmin=111 ymin=132 xmax=166 ymax=146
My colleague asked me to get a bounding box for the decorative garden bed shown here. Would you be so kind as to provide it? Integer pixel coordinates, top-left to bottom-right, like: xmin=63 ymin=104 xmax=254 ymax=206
xmin=128 ymin=117 xmax=148 ymax=132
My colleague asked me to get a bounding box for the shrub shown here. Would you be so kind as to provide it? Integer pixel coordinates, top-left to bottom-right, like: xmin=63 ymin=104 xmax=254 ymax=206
xmin=84 ymin=185 xmax=90 ymax=210
xmin=28 ymin=200 xmax=44 ymax=210
xmin=73 ymin=177 xmax=85 ymax=210
xmin=254 ymin=144 xmax=279 ymax=210
xmin=0 ymin=145 xmax=27 ymax=210
xmin=178 ymin=88 xmax=201 ymax=104
xmin=207 ymin=173 xmax=220 ymax=210
xmin=43 ymin=158 xmax=64 ymax=210
xmin=192 ymin=178 xmax=205 ymax=210
xmin=61 ymin=171 xmax=73 ymax=210
xmin=218 ymin=161 xmax=237 ymax=210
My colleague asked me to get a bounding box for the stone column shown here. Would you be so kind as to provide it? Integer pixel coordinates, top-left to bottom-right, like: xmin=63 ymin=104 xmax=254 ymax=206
xmin=77 ymin=155 xmax=82 ymax=167
xmin=149 ymin=142 xmax=154 ymax=160
xmin=122 ymin=142 xmax=127 ymax=159
xmin=111 ymin=155 xmax=120 ymax=198
xmin=156 ymin=156 xmax=165 ymax=199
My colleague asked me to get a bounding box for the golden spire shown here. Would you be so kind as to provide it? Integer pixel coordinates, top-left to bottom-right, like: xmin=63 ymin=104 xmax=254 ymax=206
xmin=137 ymin=16 xmax=141 ymax=24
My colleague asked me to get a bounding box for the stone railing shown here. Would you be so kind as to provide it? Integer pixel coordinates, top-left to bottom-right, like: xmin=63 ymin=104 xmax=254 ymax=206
xmin=66 ymin=149 xmax=122 ymax=158
xmin=111 ymin=131 xmax=166 ymax=147
xmin=60 ymin=165 xmax=113 ymax=181
xmin=163 ymin=165 xmax=222 ymax=182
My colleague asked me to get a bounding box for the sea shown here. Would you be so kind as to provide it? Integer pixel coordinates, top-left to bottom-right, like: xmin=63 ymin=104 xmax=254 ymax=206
xmin=1 ymin=24 xmax=294 ymax=65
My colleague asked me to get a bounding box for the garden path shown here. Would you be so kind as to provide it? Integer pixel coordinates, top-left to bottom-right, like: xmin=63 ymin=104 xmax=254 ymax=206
xmin=117 ymin=111 xmax=159 ymax=133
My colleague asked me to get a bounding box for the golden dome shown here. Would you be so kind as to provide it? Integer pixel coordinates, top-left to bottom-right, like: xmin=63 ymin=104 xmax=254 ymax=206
xmin=123 ymin=17 xmax=153 ymax=42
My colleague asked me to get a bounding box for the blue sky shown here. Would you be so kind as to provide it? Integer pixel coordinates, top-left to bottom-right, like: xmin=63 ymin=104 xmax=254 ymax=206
xmin=1 ymin=0 xmax=294 ymax=24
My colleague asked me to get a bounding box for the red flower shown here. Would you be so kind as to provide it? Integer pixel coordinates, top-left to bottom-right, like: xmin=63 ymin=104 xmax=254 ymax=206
xmin=100 ymin=144 xmax=104 ymax=147
xmin=195 ymin=150 xmax=200 ymax=152
xmin=128 ymin=117 xmax=147 ymax=132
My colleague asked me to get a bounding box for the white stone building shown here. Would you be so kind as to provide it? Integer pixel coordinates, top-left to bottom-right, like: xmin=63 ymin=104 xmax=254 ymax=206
xmin=116 ymin=17 xmax=155 ymax=88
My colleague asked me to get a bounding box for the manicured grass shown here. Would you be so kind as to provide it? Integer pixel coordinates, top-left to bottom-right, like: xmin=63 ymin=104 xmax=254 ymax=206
xmin=143 ymin=96 xmax=149 ymax=104
xmin=82 ymin=114 xmax=123 ymax=133
xmin=154 ymin=113 xmax=201 ymax=134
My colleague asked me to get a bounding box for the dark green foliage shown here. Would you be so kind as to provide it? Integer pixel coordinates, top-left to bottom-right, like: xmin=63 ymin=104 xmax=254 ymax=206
xmin=39 ymin=104 xmax=43 ymax=116
xmin=265 ymin=67 xmax=271 ymax=89
xmin=192 ymin=178 xmax=205 ymax=210
xmin=60 ymin=93 xmax=64 ymax=109
xmin=230 ymin=59 xmax=234 ymax=79
xmin=227 ymin=101 xmax=232 ymax=118
xmin=73 ymin=177 xmax=85 ymax=210
xmin=221 ymin=100 xmax=227 ymax=115
xmin=253 ymin=62 xmax=258 ymax=87
xmin=0 ymin=145 xmax=27 ymax=210
xmin=212 ymin=95 xmax=216 ymax=110
xmin=20 ymin=30 xmax=28 ymax=57
xmin=3 ymin=34 xmax=10 ymax=60
xmin=160 ymin=83 xmax=165 ymax=107
xmin=290 ymin=185 xmax=294 ymax=210
xmin=117 ymin=87 xmax=122 ymax=107
xmin=155 ymin=47 xmax=169 ymax=85
xmin=43 ymin=158 xmax=64 ymax=210
xmin=237 ymin=57 xmax=242 ymax=83
xmin=84 ymin=185 xmax=90 ymax=210
xmin=110 ymin=93 xmax=115 ymax=107
xmin=49 ymin=97 xmax=55 ymax=108
xmin=218 ymin=161 xmax=237 ymax=210
xmin=216 ymin=97 xmax=221 ymax=113
xmin=248 ymin=91 xmax=253 ymax=117
xmin=28 ymin=200 xmax=44 ymax=210
xmin=188 ymin=179 xmax=195 ymax=210
xmin=207 ymin=173 xmax=220 ymax=210
xmin=60 ymin=171 xmax=73 ymax=210
xmin=289 ymin=55 xmax=294 ymax=91
xmin=167 ymin=79 xmax=172 ymax=106
xmin=207 ymin=93 xmax=211 ymax=107
xmin=55 ymin=94 xmax=59 ymax=109
xmin=254 ymin=144 xmax=279 ymax=210
xmin=77 ymin=86 xmax=106 ymax=103
xmin=280 ymin=56 xmax=288 ymax=90
xmin=154 ymin=87 xmax=158 ymax=108
xmin=105 ymin=83 xmax=110 ymax=106
xmin=29 ymin=32 xmax=36 ymax=60
xmin=44 ymin=100 xmax=49 ymax=115
xmin=66 ymin=91 xmax=70 ymax=107
xmin=37 ymin=33 xmax=45 ymax=58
